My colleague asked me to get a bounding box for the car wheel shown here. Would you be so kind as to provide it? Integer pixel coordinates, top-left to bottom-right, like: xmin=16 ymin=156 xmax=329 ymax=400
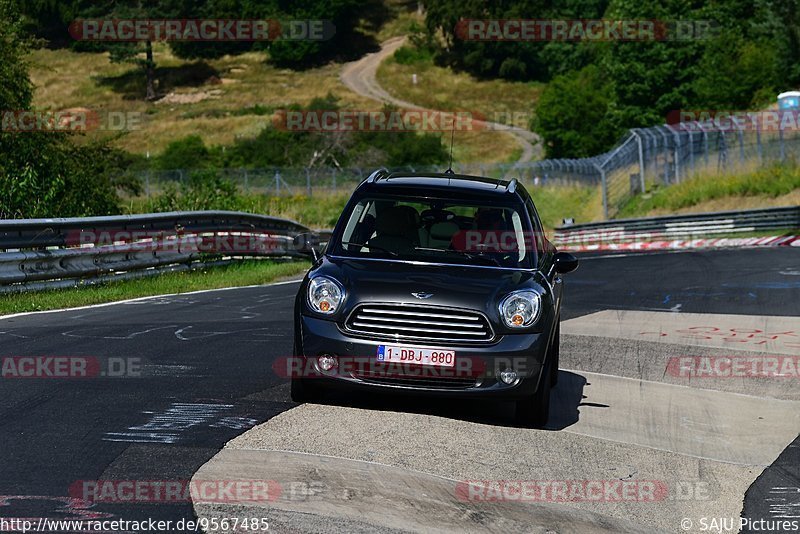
xmin=515 ymin=355 xmax=552 ymax=428
xmin=550 ymin=321 xmax=560 ymax=387
xmin=289 ymin=344 xmax=323 ymax=403
xmin=290 ymin=376 xmax=320 ymax=403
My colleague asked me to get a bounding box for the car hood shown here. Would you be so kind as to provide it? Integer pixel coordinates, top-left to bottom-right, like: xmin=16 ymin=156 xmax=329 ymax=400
xmin=313 ymin=256 xmax=545 ymax=320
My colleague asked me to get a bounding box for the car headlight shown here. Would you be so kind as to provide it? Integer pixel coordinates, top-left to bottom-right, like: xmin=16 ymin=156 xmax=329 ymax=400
xmin=499 ymin=290 xmax=542 ymax=328
xmin=307 ymin=276 xmax=344 ymax=314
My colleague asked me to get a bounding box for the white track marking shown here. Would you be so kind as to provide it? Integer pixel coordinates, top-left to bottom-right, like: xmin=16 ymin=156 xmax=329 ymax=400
xmin=0 ymin=278 xmax=303 ymax=322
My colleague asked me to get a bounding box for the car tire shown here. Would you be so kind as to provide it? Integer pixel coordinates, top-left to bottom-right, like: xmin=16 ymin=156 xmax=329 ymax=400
xmin=290 ymin=376 xmax=319 ymax=403
xmin=550 ymin=322 xmax=560 ymax=387
xmin=289 ymin=344 xmax=323 ymax=403
xmin=515 ymin=355 xmax=552 ymax=428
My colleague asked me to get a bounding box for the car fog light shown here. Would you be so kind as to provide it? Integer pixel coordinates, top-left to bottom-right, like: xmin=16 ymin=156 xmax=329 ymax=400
xmin=499 ymin=369 xmax=518 ymax=384
xmin=318 ymin=354 xmax=337 ymax=372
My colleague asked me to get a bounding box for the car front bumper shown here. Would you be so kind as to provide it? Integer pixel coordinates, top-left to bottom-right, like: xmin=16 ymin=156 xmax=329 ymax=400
xmin=292 ymin=315 xmax=550 ymax=399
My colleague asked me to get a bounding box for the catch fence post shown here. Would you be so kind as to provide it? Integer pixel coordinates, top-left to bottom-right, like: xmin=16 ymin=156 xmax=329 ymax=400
xmin=594 ymin=161 xmax=608 ymax=220
xmin=632 ymin=129 xmax=646 ymax=193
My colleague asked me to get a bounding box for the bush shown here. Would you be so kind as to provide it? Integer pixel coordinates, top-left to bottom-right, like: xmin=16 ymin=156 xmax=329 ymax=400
xmin=0 ymin=134 xmax=123 ymax=218
xmin=394 ymin=45 xmax=434 ymax=65
xmin=157 ymin=135 xmax=216 ymax=170
xmin=150 ymin=170 xmax=242 ymax=212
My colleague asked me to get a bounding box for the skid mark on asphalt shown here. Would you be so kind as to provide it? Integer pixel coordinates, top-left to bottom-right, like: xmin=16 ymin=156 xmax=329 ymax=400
xmin=556 ymin=371 xmax=800 ymax=466
xmin=562 ymin=310 xmax=800 ymax=355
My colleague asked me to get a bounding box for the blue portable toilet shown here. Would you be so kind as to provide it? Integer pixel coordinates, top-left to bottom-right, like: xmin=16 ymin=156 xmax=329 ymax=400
xmin=778 ymin=91 xmax=800 ymax=110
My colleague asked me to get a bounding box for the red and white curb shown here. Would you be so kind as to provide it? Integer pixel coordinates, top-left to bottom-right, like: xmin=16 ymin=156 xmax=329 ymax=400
xmin=554 ymin=235 xmax=799 ymax=252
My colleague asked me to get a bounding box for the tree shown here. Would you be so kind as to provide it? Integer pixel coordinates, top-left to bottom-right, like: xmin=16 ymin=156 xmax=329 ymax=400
xmin=73 ymin=0 xmax=186 ymax=101
xmin=424 ymin=0 xmax=609 ymax=82
xmin=532 ymin=65 xmax=621 ymax=158
xmin=0 ymin=0 xmax=121 ymax=218
xmin=19 ymin=0 xmax=376 ymax=96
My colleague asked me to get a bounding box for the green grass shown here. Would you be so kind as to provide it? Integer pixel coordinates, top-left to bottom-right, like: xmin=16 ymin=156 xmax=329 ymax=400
xmin=374 ymin=3 xmax=425 ymax=42
xmin=0 ymin=260 xmax=310 ymax=316
xmin=377 ymin=51 xmax=543 ymax=127
xmin=28 ymin=45 xmax=381 ymax=156
xmin=529 ymin=185 xmax=604 ymax=230
xmin=619 ymin=164 xmax=800 ymax=217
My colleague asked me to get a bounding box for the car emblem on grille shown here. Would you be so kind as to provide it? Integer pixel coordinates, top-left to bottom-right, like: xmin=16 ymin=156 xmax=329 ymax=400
xmin=411 ymin=292 xmax=434 ymax=299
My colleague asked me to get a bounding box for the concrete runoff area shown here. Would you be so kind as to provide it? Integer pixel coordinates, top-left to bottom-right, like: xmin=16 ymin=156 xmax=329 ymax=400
xmin=551 ymin=371 xmax=800 ymax=466
xmin=559 ymin=335 xmax=800 ymax=400
xmin=561 ymin=310 xmax=800 ymax=356
xmin=193 ymin=308 xmax=800 ymax=531
xmin=194 ymin=450 xmax=656 ymax=533
xmin=195 ymin=398 xmax=762 ymax=532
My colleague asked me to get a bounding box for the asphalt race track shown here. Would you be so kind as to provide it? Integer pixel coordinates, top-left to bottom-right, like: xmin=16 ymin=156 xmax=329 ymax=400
xmin=0 ymin=248 xmax=798 ymax=533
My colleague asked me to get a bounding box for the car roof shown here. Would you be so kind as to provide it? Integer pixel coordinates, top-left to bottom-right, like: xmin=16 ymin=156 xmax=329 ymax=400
xmin=356 ymin=171 xmax=523 ymax=199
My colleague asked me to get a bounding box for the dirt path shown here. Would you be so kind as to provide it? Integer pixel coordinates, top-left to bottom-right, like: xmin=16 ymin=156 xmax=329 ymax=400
xmin=340 ymin=37 xmax=541 ymax=164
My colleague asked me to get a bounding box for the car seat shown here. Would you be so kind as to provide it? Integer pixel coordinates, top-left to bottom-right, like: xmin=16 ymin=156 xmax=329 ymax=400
xmin=368 ymin=205 xmax=420 ymax=253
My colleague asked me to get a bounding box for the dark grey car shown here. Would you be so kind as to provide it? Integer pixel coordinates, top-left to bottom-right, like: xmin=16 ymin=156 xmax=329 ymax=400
xmin=292 ymin=169 xmax=578 ymax=426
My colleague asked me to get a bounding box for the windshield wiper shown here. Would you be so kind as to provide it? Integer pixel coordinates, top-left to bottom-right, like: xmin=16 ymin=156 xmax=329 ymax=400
xmin=413 ymin=246 xmax=502 ymax=267
xmin=341 ymin=241 xmax=399 ymax=257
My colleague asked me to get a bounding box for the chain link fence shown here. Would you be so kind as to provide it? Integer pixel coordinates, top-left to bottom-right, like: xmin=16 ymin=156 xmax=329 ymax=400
xmin=129 ymin=162 xmax=600 ymax=200
xmin=127 ymin=119 xmax=800 ymax=219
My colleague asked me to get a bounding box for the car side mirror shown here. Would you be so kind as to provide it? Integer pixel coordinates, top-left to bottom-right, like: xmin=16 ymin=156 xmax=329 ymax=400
xmin=293 ymin=232 xmax=322 ymax=260
xmin=553 ymin=251 xmax=579 ymax=274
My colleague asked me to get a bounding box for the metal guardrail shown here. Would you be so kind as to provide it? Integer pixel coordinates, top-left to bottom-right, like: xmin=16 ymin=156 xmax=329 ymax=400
xmin=0 ymin=211 xmax=318 ymax=293
xmin=553 ymin=206 xmax=800 ymax=245
xmin=3 ymin=206 xmax=795 ymax=292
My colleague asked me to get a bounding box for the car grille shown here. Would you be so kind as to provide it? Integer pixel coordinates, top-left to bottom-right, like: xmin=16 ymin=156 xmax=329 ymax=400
xmin=343 ymin=303 xmax=495 ymax=343
xmin=352 ymin=370 xmax=478 ymax=390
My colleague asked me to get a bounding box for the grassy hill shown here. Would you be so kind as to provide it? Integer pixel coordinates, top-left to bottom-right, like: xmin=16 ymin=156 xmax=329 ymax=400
xmin=28 ymin=43 xmax=523 ymax=164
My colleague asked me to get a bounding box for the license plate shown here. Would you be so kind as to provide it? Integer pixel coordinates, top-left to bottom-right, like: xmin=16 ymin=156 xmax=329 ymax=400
xmin=376 ymin=344 xmax=456 ymax=367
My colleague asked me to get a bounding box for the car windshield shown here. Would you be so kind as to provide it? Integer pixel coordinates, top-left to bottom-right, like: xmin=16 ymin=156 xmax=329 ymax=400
xmin=330 ymin=196 xmax=537 ymax=268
